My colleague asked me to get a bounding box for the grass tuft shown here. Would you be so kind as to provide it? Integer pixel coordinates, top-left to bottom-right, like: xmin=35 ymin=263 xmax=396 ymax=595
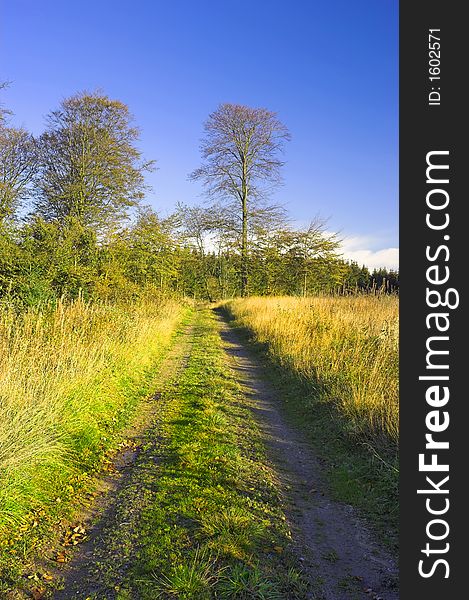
xmin=151 ymin=547 xmax=222 ymax=599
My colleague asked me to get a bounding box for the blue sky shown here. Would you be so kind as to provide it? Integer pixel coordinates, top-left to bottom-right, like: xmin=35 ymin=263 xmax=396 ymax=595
xmin=1 ymin=0 xmax=398 ymax=269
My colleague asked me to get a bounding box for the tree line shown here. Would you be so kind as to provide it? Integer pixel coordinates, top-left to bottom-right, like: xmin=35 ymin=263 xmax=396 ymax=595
xmin=0 ymin=86 xmax=398 ymax=306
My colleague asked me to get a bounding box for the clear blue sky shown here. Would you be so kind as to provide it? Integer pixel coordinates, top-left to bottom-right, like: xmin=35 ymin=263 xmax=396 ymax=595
xmin=1 ymin=0 xmax=398 ymax=269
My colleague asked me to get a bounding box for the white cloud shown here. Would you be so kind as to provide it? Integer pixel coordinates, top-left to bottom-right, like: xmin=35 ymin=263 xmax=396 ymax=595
xmin=339 ymin=236 xmax=399 ymax=270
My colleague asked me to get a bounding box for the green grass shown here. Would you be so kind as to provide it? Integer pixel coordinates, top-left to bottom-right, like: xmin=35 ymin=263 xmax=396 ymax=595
xmin=120 ymin=308 xmax=308 ymax=599
xmin=0 ymin=298 xmax=187 ymax=592
xmin=221 ymin=304 xmax=398 ymax=553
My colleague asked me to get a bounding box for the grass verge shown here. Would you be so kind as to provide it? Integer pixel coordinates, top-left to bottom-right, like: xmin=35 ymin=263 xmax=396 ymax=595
xmin=0 ymin=297 xmax=187 ymax=593
xmin=121 ymin=308 xmax=308 ymax=599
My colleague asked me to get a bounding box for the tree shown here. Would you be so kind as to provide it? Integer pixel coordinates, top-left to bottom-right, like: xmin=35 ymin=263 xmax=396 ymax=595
xmin=0 ymin=81 xmax=12 ymax=125
xmin=0 ymin=82 xmax=38 ymax=225
xmin=123 ymin=207 xmax=178 ymax=289
xmin=21 ymin=215 xmax=99 ymax=299
xmin=0 ymin=126 xmax=37 ymax=223
xmin=252 ymin=220 xmax=341 ymax=296
xmin=35 ymin=91 xmax=154 ymax=235
xmin=174 ymin=203 xmax=224 ymax=300
xmin=190 ymin=103 xmax=290 ymax=296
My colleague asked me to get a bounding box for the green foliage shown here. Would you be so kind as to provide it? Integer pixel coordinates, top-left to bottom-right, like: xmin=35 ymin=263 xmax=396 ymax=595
xmin=0 ymin=87 xmax=398 ymax=306
xmin=35 ymin=91 xmax=154 ymax=233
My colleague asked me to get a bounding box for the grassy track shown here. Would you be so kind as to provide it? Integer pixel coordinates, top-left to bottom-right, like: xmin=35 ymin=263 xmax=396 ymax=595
xmin=118 ymin=307 xmax=307 ymax=599
xmin=1 ymin=297 xmax=397 ymax=597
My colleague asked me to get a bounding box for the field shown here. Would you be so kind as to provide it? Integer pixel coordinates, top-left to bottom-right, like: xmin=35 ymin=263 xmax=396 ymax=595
xmin=224 ymin=295 xmax=399 ymax=453
xmin=0 ymin=295 xmax=399 ymax=598
xmin=0 ymin=298 xmax=184 ymax=575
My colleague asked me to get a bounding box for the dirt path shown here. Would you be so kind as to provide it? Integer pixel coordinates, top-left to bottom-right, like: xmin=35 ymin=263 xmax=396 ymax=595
xmin=47 ymin=308 xmax=398 ymax=599
xmin=215 ymin=311 xmax=399 ymax=600
xmin=50 ymin=322 xmax=195 ymax=599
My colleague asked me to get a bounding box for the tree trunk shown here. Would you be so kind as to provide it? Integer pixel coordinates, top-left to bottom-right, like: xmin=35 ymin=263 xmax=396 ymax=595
xmin=240 ymin=158 xmax=248 ymax=297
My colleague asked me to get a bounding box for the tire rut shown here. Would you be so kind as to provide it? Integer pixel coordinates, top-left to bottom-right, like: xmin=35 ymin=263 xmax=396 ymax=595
xmin=50 ymin=322 xmax=196 ymax=599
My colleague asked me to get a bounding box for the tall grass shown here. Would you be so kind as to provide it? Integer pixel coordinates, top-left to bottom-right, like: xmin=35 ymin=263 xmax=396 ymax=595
xmin=225 ymin=295 xmax=398 ymax=453
xmin=0 ymin=297 xmax=184 ymax=540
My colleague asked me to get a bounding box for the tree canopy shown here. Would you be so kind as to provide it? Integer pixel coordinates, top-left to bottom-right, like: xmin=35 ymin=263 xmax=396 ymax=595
xmin=190 ymin=103 xmax=291 ymax=295
xmin=0 ymin=89 xmax=398 ymax=305
xmin=35 ymin=91 xmax=154 ymax=235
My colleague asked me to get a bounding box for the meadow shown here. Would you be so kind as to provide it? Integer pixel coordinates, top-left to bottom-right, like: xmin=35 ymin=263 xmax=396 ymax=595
xmin=0 ymin=294 xmax=399 ymax=595
xmin=224 ymin=295 xmax=399 ymax=455
xmin=0 ymin=297 xmax=184 ymax=570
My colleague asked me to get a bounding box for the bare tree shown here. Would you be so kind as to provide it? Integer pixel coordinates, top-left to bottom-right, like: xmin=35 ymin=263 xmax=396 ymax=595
xmin=0 ymin=83 xmax=38 ymax=224
xmin=190 ymin=103 xmax=290 ymax=296
xmin=0 ymin=81 xmax=12 ymax=126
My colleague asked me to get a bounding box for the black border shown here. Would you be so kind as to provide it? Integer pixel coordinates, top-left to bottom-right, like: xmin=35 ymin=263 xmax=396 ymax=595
xmin=400 ymin=2 xmax=466 ymax=597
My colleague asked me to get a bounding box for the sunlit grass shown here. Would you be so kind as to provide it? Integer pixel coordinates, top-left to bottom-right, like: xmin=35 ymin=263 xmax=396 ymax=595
xmin=133 ymin=309 xmax=305 ymax=599
xmin=0 ymin=297 xmax=183 ymax=541
xmin=225 ymin=295 xmax=399 ymax=452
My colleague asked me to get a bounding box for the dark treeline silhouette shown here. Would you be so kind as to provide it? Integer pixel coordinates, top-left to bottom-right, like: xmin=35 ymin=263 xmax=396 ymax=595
xmin=1 ymin=88 xmax=398 ymax=306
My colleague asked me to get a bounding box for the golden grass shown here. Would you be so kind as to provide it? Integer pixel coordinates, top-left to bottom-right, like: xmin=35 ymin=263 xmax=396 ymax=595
xmin=0 ymin=297 xmax=184 ymax=534
xmin=226 ymin=295 xmax=399 ymax=450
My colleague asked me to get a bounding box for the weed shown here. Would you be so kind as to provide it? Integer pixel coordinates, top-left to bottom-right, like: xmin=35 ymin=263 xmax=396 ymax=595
xmin=151 ymin=547 xmax=221 ymax=599
xmin=218 ymin=562 xmax=283 ymax=599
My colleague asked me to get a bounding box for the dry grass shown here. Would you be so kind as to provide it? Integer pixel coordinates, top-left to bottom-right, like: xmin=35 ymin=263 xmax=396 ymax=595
xmin=225 ymin=295 xmax=399 ymax=451
xmin=0 ymin=297 xmax=184 ymax=536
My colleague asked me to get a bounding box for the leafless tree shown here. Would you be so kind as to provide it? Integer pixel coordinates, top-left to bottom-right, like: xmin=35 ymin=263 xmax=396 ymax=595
xmin=0 ymin=81 xmax=12 ymax=125
xmin=0 ymin=82 xmax=38 ymax=224
xmin=190 ymin=103 xmax=290 ymax=296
